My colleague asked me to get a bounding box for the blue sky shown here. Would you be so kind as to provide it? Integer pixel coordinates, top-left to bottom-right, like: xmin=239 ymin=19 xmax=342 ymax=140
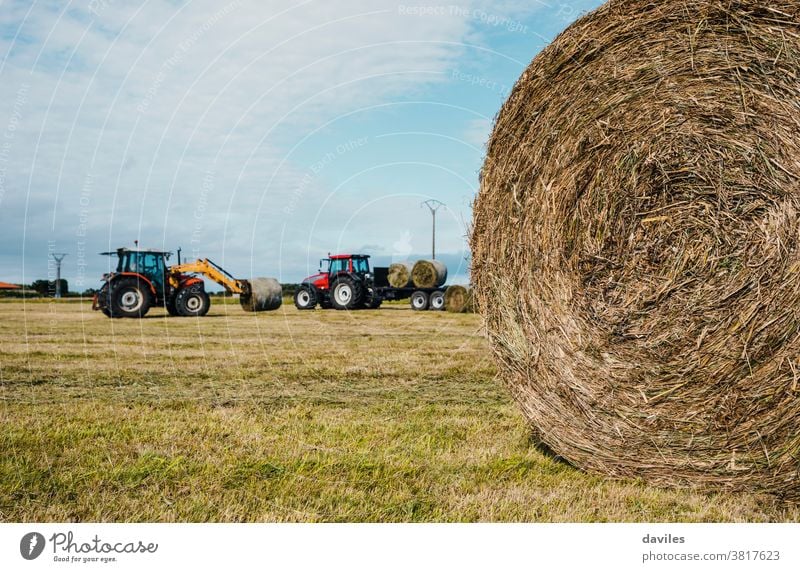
xmin=0 ymin=0 xmax=603 ymax=289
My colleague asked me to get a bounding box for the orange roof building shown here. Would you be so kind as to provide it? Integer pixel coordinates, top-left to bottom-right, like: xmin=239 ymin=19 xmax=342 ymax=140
xmin=0 ymin=281 xmax=21 ymax=290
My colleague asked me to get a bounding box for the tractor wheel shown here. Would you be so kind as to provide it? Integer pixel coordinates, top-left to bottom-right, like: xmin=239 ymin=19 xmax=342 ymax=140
xmin=429 ymin=290 xmax=445 ymax=311
xmin=330 ymin=276 xmax=364 ymax=310
xmin=363 ymin=288 xmax=382 ymax=309
xmin=294 ymin=286 xmax=317 ymax=310
xmin=411 ymin=290 xmax=429 ymax=311
xmin=96 ymin=284 xmax=115 ymax=318
xmin=165 ymin=295 xmax=180 ymax=316
xmin=109 ymin=277 xmax=153 ymax=318
xmin=175 ymin=284 xmax=210 ymax=317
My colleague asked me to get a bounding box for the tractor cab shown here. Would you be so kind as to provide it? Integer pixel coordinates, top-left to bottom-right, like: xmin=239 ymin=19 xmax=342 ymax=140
xmin=101 ymin=248 xmax=171 ymax=298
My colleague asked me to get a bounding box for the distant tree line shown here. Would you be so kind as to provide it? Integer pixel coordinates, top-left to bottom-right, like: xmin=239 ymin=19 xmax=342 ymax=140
xmin=0 ymin=279 xmax=99 ymax=298
xmin=2 ymin=280 xmax=299 ymax=298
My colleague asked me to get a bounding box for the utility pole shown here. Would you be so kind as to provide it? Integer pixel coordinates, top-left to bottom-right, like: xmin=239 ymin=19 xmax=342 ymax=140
xmin=51 ymin=253 xmax=68 ymax=298
xmin=421 ymin=199 xmax=445 ymax=259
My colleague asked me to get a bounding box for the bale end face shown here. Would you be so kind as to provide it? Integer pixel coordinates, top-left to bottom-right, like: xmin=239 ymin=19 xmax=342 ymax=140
xmin=387 ymin=262 xmax=414 ymax=289
xmin=411 ymin=259 xmax=448 ymax=289
xmin=470 ymin=0 xmax=800 ymax=499
xmin=444 ymin=285 xmax=472 ymax=313
xmin=240 ymin=278 xmax=282 ymax=312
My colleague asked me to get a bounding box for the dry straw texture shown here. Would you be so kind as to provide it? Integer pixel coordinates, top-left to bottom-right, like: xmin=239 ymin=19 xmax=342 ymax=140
xmin=445 ymin=285 xmax=473 ymax=313
xmin=471 ymin=0 xmax=800 ymax=499
xmin=388 ymin=262 xmax=414 ymax=288
xmin=240 ymin=278 xmax=282 ymax=312
xmin=412 ymin=259 xmax=448 ymax=289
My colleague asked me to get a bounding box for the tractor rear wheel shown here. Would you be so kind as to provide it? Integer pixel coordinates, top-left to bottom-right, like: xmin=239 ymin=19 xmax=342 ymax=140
xmin=411 ymin=290 xmax=429 ymax=311
xmin=429 ymin=290 xmax=445 ymax=311
xmin=109 ymin=277 xmax=153 ymax=318
xmin=294 ymin=286 xmax=317 ymax=310
xmin=175 ymin=284 xmax=210 ymax=317
xmin=330 ymin=276 xmax=363 ymax=310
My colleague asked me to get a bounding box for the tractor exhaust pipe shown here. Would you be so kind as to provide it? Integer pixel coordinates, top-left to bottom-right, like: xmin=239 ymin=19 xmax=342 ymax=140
xmin=239 ymin=277 xmax=282 ymax=312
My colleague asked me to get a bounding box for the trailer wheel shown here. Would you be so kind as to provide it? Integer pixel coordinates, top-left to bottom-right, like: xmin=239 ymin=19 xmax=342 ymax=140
xmin=429 ymin=290 xmax=445 ymax=311
xmin=175 ymin=284 xmax=210 ymax=317
xmin=411 ymin=290 xmax=429 ymax=311
xmin=330 ymin=276 xmax=363 ymax=310
xmin=109 ymin=277 xmax=153 ymax=318
xmin=294 ymin=286 xmax=317 ymax=310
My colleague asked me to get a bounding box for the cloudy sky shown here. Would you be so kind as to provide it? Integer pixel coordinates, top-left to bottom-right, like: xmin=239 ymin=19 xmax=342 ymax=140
xmin=0 ymin=0 xmax=602 ymax=289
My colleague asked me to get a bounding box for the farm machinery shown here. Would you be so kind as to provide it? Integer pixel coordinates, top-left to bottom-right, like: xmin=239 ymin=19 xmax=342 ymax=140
xmin=92 ymin=247 xmax=281 ymax=318
xmin=294 ymin=254 xmax=447 ymax=311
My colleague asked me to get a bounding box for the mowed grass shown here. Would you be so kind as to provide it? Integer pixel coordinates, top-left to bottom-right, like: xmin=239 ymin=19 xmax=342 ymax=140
xmin=0 ymin=298 xmax=797 ymax=522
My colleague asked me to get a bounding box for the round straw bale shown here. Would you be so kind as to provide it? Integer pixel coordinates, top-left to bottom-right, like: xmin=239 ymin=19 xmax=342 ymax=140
xmin=444 ymin=285 xmax=472 ymax=313
xmin=411 ymin=259 xmax=448 ymax=289
xmin=240 ymin=278 xmax=282 ymax=312
xmin=471 ymin=0 xmax=800 ymax=498
xmin=388 ymin=262 xmax=414 ymax=288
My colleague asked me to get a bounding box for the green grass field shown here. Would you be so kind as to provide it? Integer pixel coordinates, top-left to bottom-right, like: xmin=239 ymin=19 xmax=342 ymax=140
xmin=1 ymin=298 xmax=797 ymax=522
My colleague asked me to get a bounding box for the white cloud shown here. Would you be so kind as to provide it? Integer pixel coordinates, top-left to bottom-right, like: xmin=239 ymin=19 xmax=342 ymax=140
xmin=0 ymin=0 xmax=547 ymax=284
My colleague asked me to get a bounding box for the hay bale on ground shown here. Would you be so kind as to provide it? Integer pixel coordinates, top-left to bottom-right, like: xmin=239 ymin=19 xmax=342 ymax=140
xmin=240 ymin=278 xmax=282 ymax=312
xmin=444 ymin=285 xmax=472 ymax=313
xmin=411 ymin=259 xmax=447 ymax=289
xmin=471 ymin=0 xmax=800 ymax=499
xmin=387 ymin=262 xmax=414 ymax=289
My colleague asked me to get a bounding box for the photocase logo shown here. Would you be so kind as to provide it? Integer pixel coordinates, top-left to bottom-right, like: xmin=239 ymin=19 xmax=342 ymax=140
xmin=20 ymin=532 xmax=45 ymax=560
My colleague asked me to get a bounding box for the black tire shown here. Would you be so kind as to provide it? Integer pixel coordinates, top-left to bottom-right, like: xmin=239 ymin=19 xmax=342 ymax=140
xmin=411 ymin=290 xmax=429 ymax=311
xmin=109 ymin=277 xmax=153 ymax=318
xmin=175 ymin=284 xmax=210 ymax=317
xmin=165 ymin=295 xmax=180 ymax=316
xmin=429 ymin=290 xmax=445 ymax=311
xmin=363 ymin=288 xmax=382 ymax=309
xmin=96 ymin=284 xmax=115 ymax=318
xmin=294 ymin=286 xmax=317 ymax=310
xmin=330 ymin=276 xmax=364 ymax=310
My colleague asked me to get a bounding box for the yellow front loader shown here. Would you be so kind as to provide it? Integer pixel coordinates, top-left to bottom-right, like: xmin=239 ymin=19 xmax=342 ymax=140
xmin=92 ymin=247 xmax=282 ymax=318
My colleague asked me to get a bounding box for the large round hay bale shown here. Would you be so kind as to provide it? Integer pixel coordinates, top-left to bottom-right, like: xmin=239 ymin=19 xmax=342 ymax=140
xmin=471 ymin=0 xmax=800 ymax=498
xmin=411 ymin=259 xmax=447 ymax=289
xmin=240 ymin=278 xmax=282 ymax=312
xmin=444 ymin=285 xmax=472 ymax=313
xmin=387 ymin=262 xmax=414 ymax=289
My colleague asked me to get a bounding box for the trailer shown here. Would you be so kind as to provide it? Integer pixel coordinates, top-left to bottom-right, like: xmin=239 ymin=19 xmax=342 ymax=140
xmin=293 ymin=254 xmax=448 ymax=311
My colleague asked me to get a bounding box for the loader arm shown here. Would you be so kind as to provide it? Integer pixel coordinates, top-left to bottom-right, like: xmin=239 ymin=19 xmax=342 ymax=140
xmin=169 ymin=258 xmax=249 ymax=294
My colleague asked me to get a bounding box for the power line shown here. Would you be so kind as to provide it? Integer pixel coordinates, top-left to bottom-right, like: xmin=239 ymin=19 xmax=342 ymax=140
xmin=50 ymin=253 xmax=68 ymax=298
xmin=421 ymin=199 xmax=445 ymax=260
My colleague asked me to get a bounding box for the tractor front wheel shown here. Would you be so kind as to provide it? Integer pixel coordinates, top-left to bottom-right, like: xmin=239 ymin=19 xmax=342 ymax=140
xmin=330 ymin=276 xmax=363 ymax=310
xmin=363 ymin=287 xmax=382 ymax=309
xmin=294 ymin=286 xmax=317 ymax=310
xmin=175 ymin=284 xmax=210 ymax=317
xmin=165 ymin=295 xmax=180 ymax=316
xmin=109 ymin=277 xmax=153 ymax=318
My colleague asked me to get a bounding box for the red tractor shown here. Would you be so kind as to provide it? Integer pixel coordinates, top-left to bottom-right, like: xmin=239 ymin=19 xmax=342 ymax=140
xmin=294 ymin=254 xmax=382 ymax=310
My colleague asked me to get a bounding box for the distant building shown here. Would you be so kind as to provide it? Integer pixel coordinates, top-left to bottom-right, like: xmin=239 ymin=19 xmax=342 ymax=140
xmin=0 ymin=281 xmax=21 ymax=290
